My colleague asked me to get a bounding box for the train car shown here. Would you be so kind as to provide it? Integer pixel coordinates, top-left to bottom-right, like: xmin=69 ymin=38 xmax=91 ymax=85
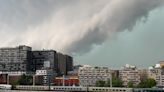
xmin=0 ymin=84 xmax=12 ymax=90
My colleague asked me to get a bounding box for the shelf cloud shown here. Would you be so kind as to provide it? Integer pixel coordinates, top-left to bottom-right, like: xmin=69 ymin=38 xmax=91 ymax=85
xmin=0 ymin=0 xmax=164 ymax=54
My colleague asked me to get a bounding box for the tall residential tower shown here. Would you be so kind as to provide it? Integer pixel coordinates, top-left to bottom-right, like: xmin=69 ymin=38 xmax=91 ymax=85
xmin=0 ymin=45 xmax=32 ymax=72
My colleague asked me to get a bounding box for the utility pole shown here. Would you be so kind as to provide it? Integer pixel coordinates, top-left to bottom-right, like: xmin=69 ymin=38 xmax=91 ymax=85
xmin=7 ymin=74 xmax=9 ymax=84
xmin=86 ymin=85 xmax=89 ymax=92
xmin=110 ymin=72 xmax=112 ymax=87
xmin=62 ymin=75 xmax=65 ymax=86
xmin=48 ymin=74 xmax=51 ymax=91
xmin=33 ymin=75 xmax=35 ymax=86
xmin=86 ymin=78 xmax=89 ymax=92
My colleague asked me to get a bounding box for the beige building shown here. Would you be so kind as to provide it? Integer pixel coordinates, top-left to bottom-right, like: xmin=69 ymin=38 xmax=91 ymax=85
xmin=78 ymin=65 xmax=111 ymax=87
xmin=148 ymin=62 xmax=164 ymax=87
xmin=159 ymin=61 xmax=164 ymax=68
xmin=119 ymin=64 xmax=141 ymax=87
xmin=138 ymin=69 xmax=148 ymax=81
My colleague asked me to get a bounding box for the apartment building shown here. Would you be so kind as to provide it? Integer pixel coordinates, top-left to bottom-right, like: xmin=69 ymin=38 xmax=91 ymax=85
xmin=0 ymin=45 xmax=32 ymax=72
xmin=138 ymin=69 xmax=148 ymax=81
xmin=119 ymin=64 xmax=140 ymax=87
xmin=148 ymin=63 xmax=164 ymax=87
xmin=78 ymin=65 xmax=111 ymax=87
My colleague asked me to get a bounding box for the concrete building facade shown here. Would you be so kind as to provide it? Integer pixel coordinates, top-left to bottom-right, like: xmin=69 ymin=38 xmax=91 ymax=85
xmin=119 ymin=64 xmax=140 ymax=87
xmin=148 ymin=62 xmax=164 ymax=87
xmin=78 ymin=65 xmax=111 ymax=87
xmin=0 ymin=45 xmax=32 ymax=72
xmin=138 ymin=69 xmax=148 ymax=81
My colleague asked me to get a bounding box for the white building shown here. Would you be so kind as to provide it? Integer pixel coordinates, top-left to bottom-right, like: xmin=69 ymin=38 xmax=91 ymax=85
xmin=35 ymin=69 xmax=53 ymax=76
xmin=0 ymin=71 xmax=27 ymax=76
xmin=119 ymin=64 xmax=140 ymax=87
xmin=78 ymin=65 xmax=111 ymax=87
xmin=35 ymin=69 xmax=56 ymax=84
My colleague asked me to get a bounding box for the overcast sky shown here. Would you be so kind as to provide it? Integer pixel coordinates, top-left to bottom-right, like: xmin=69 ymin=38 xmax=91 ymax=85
xmin=0 ymin=0 xmax=164 ymax=68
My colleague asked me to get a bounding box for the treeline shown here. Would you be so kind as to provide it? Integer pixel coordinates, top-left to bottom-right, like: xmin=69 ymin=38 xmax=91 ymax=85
xmin=10 ymin=74 xmax=33 ymax=85
xmin=96 ymin=77 xmax=156 ymax=88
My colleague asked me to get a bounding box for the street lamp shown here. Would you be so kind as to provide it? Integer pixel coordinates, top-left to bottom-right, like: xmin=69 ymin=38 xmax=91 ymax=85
xmin=48 ymin=72 xmax=51 ymax=91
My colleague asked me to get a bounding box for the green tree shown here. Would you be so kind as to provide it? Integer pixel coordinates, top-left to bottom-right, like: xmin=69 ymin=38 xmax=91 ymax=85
xmin=18 ymin=74 xmax=33 ymax=85
xmin=127 ymin=81 xmax=134 ymax=88
xmin=96 ymin=77 xmax=123 ymax=87
xmin=137 ymin=78 xmax=156 ymax=88
xmin=96 ymin=80 xmax=106 ymax=87
xmin=10 ymin=79 xmax=19 ymax=85
xmin=112 ymin=77 xmax=123 ymax=87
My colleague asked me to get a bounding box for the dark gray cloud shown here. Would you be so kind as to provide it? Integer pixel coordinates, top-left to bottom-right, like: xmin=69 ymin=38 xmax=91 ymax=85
xmin=64 ymin=0 xmax=164 ymax=54
xmin=0 ymin=0 xmax=163 ymax=55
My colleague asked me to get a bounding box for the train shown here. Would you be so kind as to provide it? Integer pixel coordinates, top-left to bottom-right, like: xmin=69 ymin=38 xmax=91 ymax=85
xmin=0 ymin=84 xmax=12 ymax=90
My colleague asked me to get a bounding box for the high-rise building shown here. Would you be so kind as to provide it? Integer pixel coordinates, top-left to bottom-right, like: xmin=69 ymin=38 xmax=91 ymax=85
xmin=31 ymin=50 xmax=58 ymax=72
xmin=57 ymin=53 xmax=67 ymax=75
xmin=66 ymin=55 xmax=73 ymax=72
xmin=119 ymin=64 xmax=140 ymax=87
xmin=0 ymin=45 xmax=74 ymax=77
xmin=0 ymin=45 xmax=32 ymax=72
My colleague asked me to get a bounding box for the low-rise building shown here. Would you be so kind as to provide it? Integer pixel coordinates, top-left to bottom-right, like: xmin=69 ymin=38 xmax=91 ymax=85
xmin=78 ymin=65 xmax=111 ymax=87
xmin=138 ymin=69 xmax=148 ymax=81
xmin=119 ymin=64 xmax=140 ymax=87
xmin=54 ymin=76 xmax=79 ymax=86
xmin=148 ymin=62 xmax=164 ymax=87
xmin=0 ymin=74 xmax=7 ymax=84
xmin=35 ymin=69 xmax=56 ymax=85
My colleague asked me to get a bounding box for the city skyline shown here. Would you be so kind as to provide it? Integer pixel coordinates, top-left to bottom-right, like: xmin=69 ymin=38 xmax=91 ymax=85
xmin=0 ymin=0 xmax=164 ymax=68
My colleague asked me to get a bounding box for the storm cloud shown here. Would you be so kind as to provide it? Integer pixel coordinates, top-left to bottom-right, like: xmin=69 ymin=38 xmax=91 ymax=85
xmin=0 ymin=0 xmax=164 ymax=54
